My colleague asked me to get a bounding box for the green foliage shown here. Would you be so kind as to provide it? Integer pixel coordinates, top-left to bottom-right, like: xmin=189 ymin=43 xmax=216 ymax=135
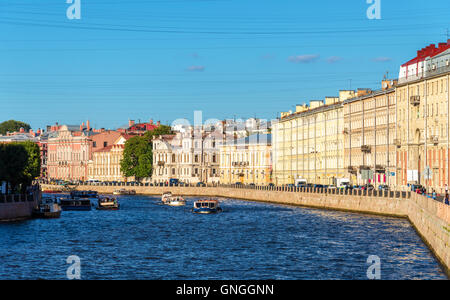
xmin=0 ymin=143 xmax=28 ymax=193
xmin=143 ymin=124 xmax=172 ymax=141
xmin=121 ymin=124 xmax=173 ymax=181
xmin=20 ymin=141 xmax=41 ymax=187
xmin=0 ymin=141 xmax=41 ymax=193
xmin=120 ymin=136 xmax=153 ymax=180
xmin=0 ymin=120 xmax=31 ymax=135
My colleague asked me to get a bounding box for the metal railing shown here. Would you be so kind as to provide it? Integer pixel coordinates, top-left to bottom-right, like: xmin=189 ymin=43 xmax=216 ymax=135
xmin=39 ymin=180 xmax=414 ymax=200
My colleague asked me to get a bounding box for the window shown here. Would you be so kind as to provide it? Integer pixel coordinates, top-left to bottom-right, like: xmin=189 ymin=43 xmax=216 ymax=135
xmin=93 ymin=142 xmax=97 ymax=148
xmin=103 ymin=141 xmax=107 ymax=147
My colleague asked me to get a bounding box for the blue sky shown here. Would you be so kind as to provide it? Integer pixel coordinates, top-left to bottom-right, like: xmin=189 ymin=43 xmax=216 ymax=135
xmin=0 ymin=0 xmax=449 ymax=130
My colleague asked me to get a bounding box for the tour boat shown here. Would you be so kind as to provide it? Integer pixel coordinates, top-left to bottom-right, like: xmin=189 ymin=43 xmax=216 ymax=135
xmin=166 ymin=196 xmax=186 ymax=207
xmin=113 ymin=188 xmax=136 ymax=195
xmin=70 ymin=190 xmax=98 ymax=200
xmin=192 ymin=199 xmax=222 ymax=214
xmin=161 ymin=192 xmax=173 ymax=204
xmin=97 ymin=196 xmax=120 ymax=210
xmin=59 ymin=197 xmax=92 ymax=211
xmin=33 ymin=196 xmax=62 ymax=219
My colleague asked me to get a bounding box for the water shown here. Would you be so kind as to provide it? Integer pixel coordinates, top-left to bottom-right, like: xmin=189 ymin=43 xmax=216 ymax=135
xmin=0 ymin=195 xmax=446 ymax=280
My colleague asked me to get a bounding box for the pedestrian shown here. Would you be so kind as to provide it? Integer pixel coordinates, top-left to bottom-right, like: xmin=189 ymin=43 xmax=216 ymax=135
xmin=432 ymin=190 xmax=437 ymax=200
xmin=445 ymin=193 xmax=449 ymax=205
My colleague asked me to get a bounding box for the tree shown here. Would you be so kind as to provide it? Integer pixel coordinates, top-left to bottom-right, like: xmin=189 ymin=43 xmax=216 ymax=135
xmin=120 ymin=125 xmax=173 ymax=181
xmin=143 ymin=124 xmax=172 ymax=141
xmin=0 ymin=143 xmax=28 ymax=193
xmin=0 ymin=120 xmax=31 ymax=135
xmin=0 ymin=142 xmax=41 ymax=194
xmin=20 ymin=141 xmax=41 ymax=191
xmin=120 ymin=136 xmax=153 ymax=181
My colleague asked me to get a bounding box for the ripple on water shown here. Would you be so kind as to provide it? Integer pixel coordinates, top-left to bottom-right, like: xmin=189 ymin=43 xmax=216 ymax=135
xmin=0 ymin=195 xmax=446 ymax=280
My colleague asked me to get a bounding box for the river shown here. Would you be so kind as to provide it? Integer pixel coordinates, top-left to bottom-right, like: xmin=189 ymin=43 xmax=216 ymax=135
xmin=0 ymin=195 xmax=446 ymax=279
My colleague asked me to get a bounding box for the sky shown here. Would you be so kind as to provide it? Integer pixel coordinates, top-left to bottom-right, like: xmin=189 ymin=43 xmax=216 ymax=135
xmin=0 ymin=0 xmax=449 ymax=130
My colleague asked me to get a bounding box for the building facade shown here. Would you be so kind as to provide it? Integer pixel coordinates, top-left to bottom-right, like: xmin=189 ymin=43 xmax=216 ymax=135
xmin=396 ymin=70 xmax=450 ymax=193
xmin=343 ymin=80 xmax=397 ymax=187
xmin=88 ymin=135 xmax=132 ymax=182
xmin=152 ymin=129 xmax=224 ymax=184
xmin=219 ymin=134 xmax=272 ymax=185
xmin=47 ymin=124 xmax=122 ymax=181
xmin=273 ymin=94 xmax=348 ymax=186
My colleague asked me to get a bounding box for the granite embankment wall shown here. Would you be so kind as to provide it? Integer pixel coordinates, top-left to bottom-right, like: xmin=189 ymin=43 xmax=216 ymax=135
xmin=42 ymin=184 xmax=450 ymax=276
xmin=0 ymin=194 xmax=38 ymax=221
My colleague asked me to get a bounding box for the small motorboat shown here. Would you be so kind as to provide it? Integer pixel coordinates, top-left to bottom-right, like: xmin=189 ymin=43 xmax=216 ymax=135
xmin=161 ymin=192 xmax=173 ymax=204
xmin=59 ymin=197 xmax=92 ymax=211
xmin=192 ymin=199 xmax=222 ymax=214
xmin=166 ymin=196 xmax=186 ymax=207
xmin=113 ymin=188 xmax=136 ymax=195
xmin=33 ymin=196 xmax=62 ymax=218
xmin=97 ymin=196 xmax=120 ymax=210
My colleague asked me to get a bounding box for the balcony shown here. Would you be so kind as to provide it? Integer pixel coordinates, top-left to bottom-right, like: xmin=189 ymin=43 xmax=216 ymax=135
xmin=410 ymin=95 xmax=420 ymax=106
xmin=157 ymin=161 xmax=165 ymax=166
xmin=361 ymin=145 xmax=371 ymax=153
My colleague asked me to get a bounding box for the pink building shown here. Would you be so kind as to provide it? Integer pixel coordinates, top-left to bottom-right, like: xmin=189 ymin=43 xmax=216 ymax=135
xmin=47 ymin=121 xmax=122 ymax=181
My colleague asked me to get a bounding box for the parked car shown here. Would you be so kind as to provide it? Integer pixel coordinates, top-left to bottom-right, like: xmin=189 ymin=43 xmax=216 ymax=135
xmin=362 ymin=184 xmax=375 ymax=191
xmin=267 ymin=183 xmax=275 ymax=187
xmin=169 ymin=178 xmax=179 ymax=186
xmin=378 ymin=185 xmax=389 ymax=191
xmin=285 ymin=184 xmax=295 ymax=188
xmin=249 ymin=183 xmax=256 ymax=187
xmin=196 ymin=182 xmax=206 ymax=187
xmin=327 ymin=185 xmax=337 ymax=189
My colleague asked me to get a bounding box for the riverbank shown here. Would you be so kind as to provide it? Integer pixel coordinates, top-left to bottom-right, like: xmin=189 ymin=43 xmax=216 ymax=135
xmin=0 ymin=194 xmax=39 ymax=222
xmin=41 ymin=184 xmax=450 ymax=277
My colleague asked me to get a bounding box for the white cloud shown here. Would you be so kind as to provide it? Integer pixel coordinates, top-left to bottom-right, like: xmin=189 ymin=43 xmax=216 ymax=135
xmin=327 ymin=56 xmax=343 ymax=64
xmin=288 ymin=54 xmax=320 ymax=63
xmin=186 ymin=65 xmax=205 ymax=72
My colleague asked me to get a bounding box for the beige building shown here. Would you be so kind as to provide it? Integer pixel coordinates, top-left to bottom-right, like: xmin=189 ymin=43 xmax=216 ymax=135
xmin=152 ymin=129 xmax=224 ymax=184
xmin=396 ymin=70 xmax=450 ymax=192
xmin=273 ymin=92 xmax=351 ymax=186
xmin=219 ymin=134 xmax=272 ymax=185
xmin=88 ymin=135 xmax=132 ymax=182
xmin=343 ymin=80 xmax=397 ymax=187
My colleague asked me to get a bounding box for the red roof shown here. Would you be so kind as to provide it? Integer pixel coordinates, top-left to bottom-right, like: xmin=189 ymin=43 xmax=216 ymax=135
xmin=402 ymin=40 xmax=450 ymax=67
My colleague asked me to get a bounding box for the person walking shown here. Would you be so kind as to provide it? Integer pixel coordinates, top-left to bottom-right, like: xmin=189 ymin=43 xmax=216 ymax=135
xmin=445 ymin=193 xmax=449 ymax=206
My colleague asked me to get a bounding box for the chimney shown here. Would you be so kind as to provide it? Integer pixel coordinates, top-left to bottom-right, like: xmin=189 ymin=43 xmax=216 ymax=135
xmin=149 ymin=119 xmax=153 ymax=125
xmin=29 ymin=129 xmax=34 ymax=136
xmin=86 ymin=120 xmax=90 ymax=131
xmin=129 ymin=120 xmax=135 ymax=127
xmin=156 ymin=121 xmax=161 ymax=126
xmin=19 ymin=127 xmax=24 ymax=133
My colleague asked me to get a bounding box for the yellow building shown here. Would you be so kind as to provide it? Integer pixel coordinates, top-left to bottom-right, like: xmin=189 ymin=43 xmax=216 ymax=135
xmin=88 ymin=135 xmax=132 ymax=182
xmin=396 ymin=71 xmax=450 ymax=192
xmin=343 ymin=80 xmax=397 ymax=187
xmin=273 ymin=93 xmax=350 ymax=186
xmin=220 ymin=134 xmax=272 ymax=185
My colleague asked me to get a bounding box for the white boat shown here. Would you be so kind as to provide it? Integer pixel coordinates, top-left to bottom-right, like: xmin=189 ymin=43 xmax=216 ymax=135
xmin=33 ymin=196 xmax=62 ymax=218
xmin=161 ymin=192 xmax=173 ymax=204
xmin=166 ymin=196 xmax=186 ymax=206
xmin=113 ymin=188 xmax=136 ymax=195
